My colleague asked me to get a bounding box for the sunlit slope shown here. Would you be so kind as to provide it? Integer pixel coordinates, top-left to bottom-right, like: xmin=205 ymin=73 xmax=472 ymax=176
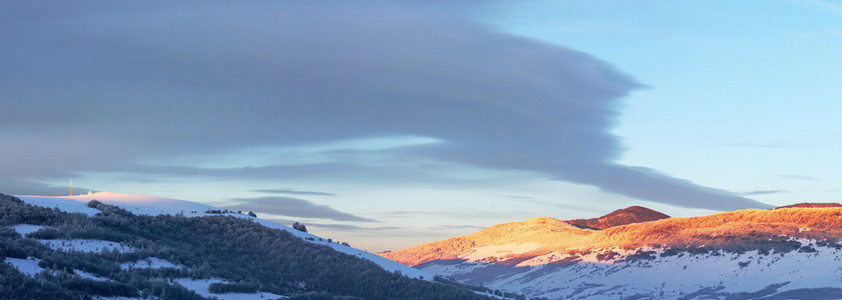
xmin=380 ymin=217 xmax=592 ymax=266
xmin=381 ymin=207 xmax=842 ymax=266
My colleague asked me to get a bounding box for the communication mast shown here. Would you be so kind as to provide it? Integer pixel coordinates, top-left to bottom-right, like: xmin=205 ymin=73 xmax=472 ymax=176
xmin=70 ymin=179 xmax=73 ymax=196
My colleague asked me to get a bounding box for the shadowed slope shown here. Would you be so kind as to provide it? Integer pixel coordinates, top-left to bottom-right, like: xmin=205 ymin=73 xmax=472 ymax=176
xmin=567 ymin=205 xmax=670 ymax=229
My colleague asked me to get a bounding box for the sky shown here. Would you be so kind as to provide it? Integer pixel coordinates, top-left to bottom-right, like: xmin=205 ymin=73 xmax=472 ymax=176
xmin=2 ymin=0 xmax=841 ymax=251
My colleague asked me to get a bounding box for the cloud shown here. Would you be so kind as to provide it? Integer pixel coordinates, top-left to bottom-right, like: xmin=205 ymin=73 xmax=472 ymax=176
xmin=430 ymin=225 xmax=486 ymax=230
xmin=787 ymin=0 xmax=842 ymax=15
xmin=265 ymin=218 xmax=401 ymax=232
xmin=505 ymin=195 xmax=535 ymax=200
xmin=254 ymin=189 xmax=336 ymax=196
xmin=225 ymin=196 xmax=375 ymax=222
xmin=552 ymin=165 xmax=772 ymax=211
xmin=740 ymin=190 xmax=786 ymax=196
xmin=0 ymin=1 xmax=770 ymax=210
xmin=780 ymin=174 xmax=819 ymax=181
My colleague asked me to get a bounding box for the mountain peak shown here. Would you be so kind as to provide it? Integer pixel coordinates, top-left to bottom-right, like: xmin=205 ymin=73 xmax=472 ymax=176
xmin=567 ymin=205 xmax=670 ymax=230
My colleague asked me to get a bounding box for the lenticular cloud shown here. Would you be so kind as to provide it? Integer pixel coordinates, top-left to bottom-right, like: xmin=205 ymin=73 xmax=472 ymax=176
xmin=0 ymin=1 xmax=769 ymax=210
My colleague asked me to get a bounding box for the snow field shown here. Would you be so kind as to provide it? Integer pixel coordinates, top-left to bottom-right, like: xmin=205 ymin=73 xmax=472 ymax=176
xmin=420 ymin=242 xmax=842 ymax=299
xmin=12 ymin=224 xmax=49 ymax=236
xmin=460 ymin=243 xmax=539 ymax=262
xmin=40 ymin=239 xmax=136 ymax=253
xmin=4 ymin=257 xmax=43 ymax=276
xmin=120 ymin=257 xmax=185 ymax=270
xmin=173 ymin=278 xmax=287 ymax=300
xmin=4 ymin=256 xmax=109 ymax=281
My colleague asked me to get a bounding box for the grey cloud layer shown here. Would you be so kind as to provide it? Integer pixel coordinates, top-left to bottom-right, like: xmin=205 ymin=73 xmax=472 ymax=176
xmin=0 ymin=1 xmax=770 ymax=210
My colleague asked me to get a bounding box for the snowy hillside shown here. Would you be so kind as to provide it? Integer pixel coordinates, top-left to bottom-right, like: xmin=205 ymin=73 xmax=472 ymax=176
xmin=16 ymin=192 xmax=432 ymax=281
xmin=2 ymin=192 xmax=493 ymax=299
xmin=419 ymin=241 xmax=842 ymax=299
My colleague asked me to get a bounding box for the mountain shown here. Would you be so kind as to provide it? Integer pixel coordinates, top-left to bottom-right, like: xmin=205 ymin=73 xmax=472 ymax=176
xmin=381 ymin=207 xmax=842 ymax=299
xmin=566 ymin=205 xmax=670 ymax=229
xmin=0 ymin=192 xmax=506 ymax=300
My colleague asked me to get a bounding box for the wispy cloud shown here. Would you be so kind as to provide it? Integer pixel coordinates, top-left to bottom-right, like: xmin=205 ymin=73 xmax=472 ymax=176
xmin=429 ymin=224 xmax=486 ymax=230
xmin=740 ymin=190 xmax=786 ymax=196
xmin=780 ymin=174 xmax=820 ymax=181
xmin=225 ymin=196 xmax=375 ymax=222
xmin=266 ymin=218 xmax=401 ymax=232
xmin=505 ymin=195 xmax=535 ymax=200
xmin=254 ymin=189 xmax=336 ymax=196
xmin=786 ymin=0 xmax=842 ymax=14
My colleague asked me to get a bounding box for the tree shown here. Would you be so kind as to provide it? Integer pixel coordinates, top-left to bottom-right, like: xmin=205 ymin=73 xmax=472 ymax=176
xmin=248 ymin=211 xmax=257 ymax=218
xmin=292 ymin=222 xmax=307 ymax=233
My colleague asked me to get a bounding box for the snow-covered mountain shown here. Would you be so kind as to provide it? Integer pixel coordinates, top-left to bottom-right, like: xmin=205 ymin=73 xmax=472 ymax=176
xmin=16 ymin=192 xmax=432 ymax=281
xmin=381 ymin=206 xmax=842 ymax=299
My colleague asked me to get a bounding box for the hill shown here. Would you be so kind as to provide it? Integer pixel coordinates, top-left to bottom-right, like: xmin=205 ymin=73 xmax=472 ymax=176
xmin=381 ymin=206 xmax=842 ymax=299
xmin=0 ymin=192 xmax=504 ymax=300
xmin=566 ymin=205 xmax=670 ymax=229
xmin=17 ymin=192 xmax=431 ymax=280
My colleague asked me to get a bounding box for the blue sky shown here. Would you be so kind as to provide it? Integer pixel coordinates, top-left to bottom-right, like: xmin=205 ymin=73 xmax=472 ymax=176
xmin=2 ymin=1 xmax=841 ymax=251
xmin=478 ymin=0 xmax=842 ymax=209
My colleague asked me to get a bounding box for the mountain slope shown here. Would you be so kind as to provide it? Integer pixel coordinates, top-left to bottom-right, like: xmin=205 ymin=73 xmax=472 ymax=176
xmin=381 ymin=217 xmax=591 ymax=267
xmin=17 ymin=192 xmax=431 ymax=281
xmin=566 ymin=205 xmax=670 ymax=229
xmin=2 ymin=192 xmax=498 ymax=299
xmin=382 ymin=207 xmax=842 ymax=299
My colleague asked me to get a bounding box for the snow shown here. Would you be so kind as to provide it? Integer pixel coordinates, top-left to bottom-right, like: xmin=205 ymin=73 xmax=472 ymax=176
xmin=419 ymin=242 xmax=842 ymax=299
xmin=39 ymin=239 xmax=136 ymax=253
xmin=516 ymin=246 xmax=642 ymax=267
xmin=75 ymin=268 xmax=110 ymax=281
xmin=173 ymin=278 xmax=287 ymax=300
xmin=16 ymin=192 xmax=432 ymax=281
xmin=4 ymin=257 xmax=108 ymax=281
xmin=121 ymin=257 xmax=184 ymax=270
xmin=17 ymin=192 xmax=218 ymax=217
xmin=4 ymin=257 xmax=44 ymax=276
xmin=333 ymin=242 xmax=432 ymax=279
xmin=11 ymin=224 xmax=49 ymax=236
xmin=460 ymin=243 xmax=539 ymax=262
